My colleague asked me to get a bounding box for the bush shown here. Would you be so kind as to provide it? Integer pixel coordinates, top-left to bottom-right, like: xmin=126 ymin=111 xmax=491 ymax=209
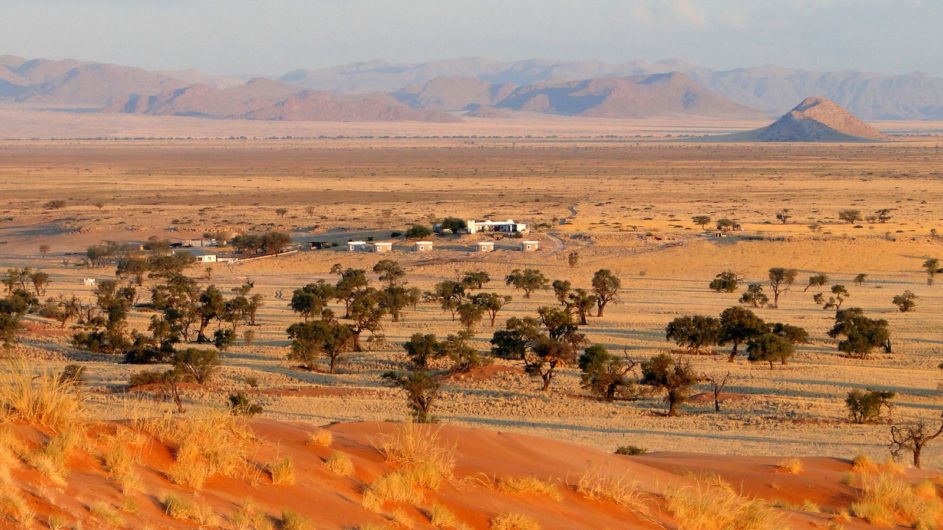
xmin=0 ymin=361 xmax=82 ymax=430
xmin=615 ymin=445 xmax=647 ymax=456
xmin=213 ymin=328 xmax=236 ymax=351
xmin=172 ymin=348 xmax=220 ymax=384
xmin=845 ymin=389 xmax=894 ymax=424
xmin=227 ymin=391 xmax=263 ymax=416
xmin=406 ymin=224 xmax=433 ymax=239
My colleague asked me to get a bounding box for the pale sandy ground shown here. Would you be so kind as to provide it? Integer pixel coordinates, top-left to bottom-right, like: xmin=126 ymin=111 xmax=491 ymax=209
xmin=2 ymin=138 xmax=943 ymax=471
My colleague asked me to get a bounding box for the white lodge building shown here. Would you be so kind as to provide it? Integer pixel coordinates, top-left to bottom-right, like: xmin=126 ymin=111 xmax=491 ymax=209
xmin=466 ymin=219 xmax=528 ymax=234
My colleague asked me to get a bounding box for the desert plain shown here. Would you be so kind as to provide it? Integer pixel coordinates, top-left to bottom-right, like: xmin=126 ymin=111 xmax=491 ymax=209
xmin=2 ymin=127 xmax=943 ymax=529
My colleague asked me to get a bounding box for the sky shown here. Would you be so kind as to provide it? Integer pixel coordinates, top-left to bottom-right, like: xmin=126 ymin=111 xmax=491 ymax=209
xmin=1 ymin=0 xmax=941 ymax=76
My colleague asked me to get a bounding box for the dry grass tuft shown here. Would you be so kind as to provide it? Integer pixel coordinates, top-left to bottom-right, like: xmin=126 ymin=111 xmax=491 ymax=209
xmin=850 ymin=472 xmax=943 ymax=528
xmin=268 ymin=455 xmax=296 ymax=486
xmin=428 ymin=503 xmax=466 ymax=529
xmin=776 ymin=458 xmax=803 ymax=475
xmin=281 ymin=509 xmax=312 ymax=530
xmin=575 ymin=467 xmax=648 ymax=510
xmin=89 ymin=500 xmax=123 ymax=526
xmin=0 ymin=485 xmax=34 ymax=527
xmin=307 ymin=429 xmax=333 ymax=448
xmin=325 ymin=451 xmax=354 ymax=476
xmin=362 ymin=471 xmax=424 ymax=512
xmin=0 ymin=361 xmax=82 ymax=431
xmin=146 ymin=412 xmax=254 ymax=490
xmin=851 ymin=454 xmax=902 ymax=475
xmin=664 ymin=474 xmax=781 ymax=530
xmin=490 ymin=512 xmax=541 ymax=530
xmin=232 ymin=500 xmax=274 ymax=530
xmin=378 ymin=422 xmax=455 ymax=479
xmin=497 ymin=476 xmax=562 ymax=501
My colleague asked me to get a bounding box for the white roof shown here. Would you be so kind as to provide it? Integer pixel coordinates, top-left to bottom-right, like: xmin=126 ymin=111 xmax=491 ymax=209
xmin=522 ymin=240 xmax=538 ymax=244
xmin=372 ymin=242 xmax=392 ymax=246
xmin=348 ymin=240 xmax=367 ymax=245
xmin=415 ymin=241 xmax=433 ymax=244
xmin=474 ymin=219 xmax=518 ymax=226
xmin=477 ymin=241 xmax=494 ymax=245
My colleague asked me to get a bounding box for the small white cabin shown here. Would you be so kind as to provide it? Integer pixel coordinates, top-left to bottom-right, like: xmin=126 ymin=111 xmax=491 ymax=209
xmin=415 ymin=241 xmax=433 ymax=252
xmin=195 ymin=255 xmax=217 ymax=263
xmin=371 ymin=242 xmax=393 ymax=253
xmin=475 ymin=241 xmax=494 ymax=252
xmin=521 ymin=240 xmax=539 ymax=252
xmin=347 ymin=241 xmax=368 ymax=252
xmin=82 ymin=278 xmax=96 ymax=286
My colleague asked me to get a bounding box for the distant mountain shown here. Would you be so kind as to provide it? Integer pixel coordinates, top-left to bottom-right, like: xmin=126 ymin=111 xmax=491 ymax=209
xmin=107 ymin=78 xmax=459 ymax=122
xmin=492 ymin=72 xmax=760 ymax=118
xmin=718 ymin=97 xmax=888 ymax=142
xmin=3 ymin=54 xmax=942 ymax=121
xmin=393 ymin=76 xmax=516 ymax=111
xmin=279 ymin=58 xmax=943 ymax=120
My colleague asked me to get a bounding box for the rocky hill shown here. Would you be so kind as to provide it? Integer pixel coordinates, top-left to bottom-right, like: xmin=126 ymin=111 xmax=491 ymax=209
xmin=718 ymin=97 xmax=888 ymax=142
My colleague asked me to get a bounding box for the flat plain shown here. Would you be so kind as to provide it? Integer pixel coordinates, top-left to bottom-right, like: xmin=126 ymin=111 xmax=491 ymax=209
xmin=2 ymin=134 xmax=943 ymax=528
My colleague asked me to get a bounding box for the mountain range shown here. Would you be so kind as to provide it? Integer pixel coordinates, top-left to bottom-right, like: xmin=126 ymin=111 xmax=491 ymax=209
xmin=3 ymin=55 xmax=943 ymax=121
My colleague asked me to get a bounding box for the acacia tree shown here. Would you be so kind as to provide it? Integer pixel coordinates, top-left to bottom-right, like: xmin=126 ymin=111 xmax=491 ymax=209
xmin=665 ymin=315 xmax=720 ymax=355
xmin=290 ymin=281 xmax=335 ymax=322
xmin=592 ymin=269 xmax=621 ymax=317
xmin=457 ymin=301 xmax=485 ymax=334
xmin=845 ymin=389 xmax=894 ymax=424
xmin=470 ymin=292 xmax=511 ymax=327
xmin=552 ymin=280 xmax=572 ymax=309
xmin=640 ymin=354 xmax=698 ymax=416
xmin=746 ymin=333 xmax=794 ymax=369
xmin=718 ymin=306 xmax=766 ymax=362
xmin=567 ymin=288 xmax=597 ymax=325
xmin=704 ymin=372 xmax=731 ymax=412
xmin=382 ymin=369 xmax=441 ymax=423
xmin=804 ymin=273 xmax=829 ymax=292
xmin=347 ymin=288 xmax=386 ymax=351
xmin=505 ymin=268 xmax=548 ymax=298
xmin=692 ymin=215 xmax=711 ymax=229
xmin=568 ymin=251 xmax=580 ymax=268
xmin=373 ymin=259 xmax=406 ymax=289
xmin=775 ymin=209 xmax=791 ymax=224
xmin=767 ymin=268 xmax=797 ymax=308
xmin=924 ymin=258 xmax=941 ymax=285
xmin=838 ymin=209 xmax=862 ymax=224
xmin=461 ymin=270 xmax=491 ymax=290
xmin=579 ymin=345 xmax=637 ymax=402
xmin=490 ymin=308 xmax=585 ymax=391
xmin=286 ymin=319 xmax=354 ymax=373
xmin=892 ymin=290 xmax=917 ymax=312
xmin=430 ymin=280 xmax=465 ymax=320
xmin=196 ymin=285 xmax=225 ymax=343
xmin=828 ymin=308 xmax=890 ymax=359
xmin=817 ymin=284 xmax=849 ymax=314
xmin=403 ymin=333 xmax=441 ymax=369
xmin=740 ymin=283 xmax=769 ymax=308
xmin=332 ymin=266 xmax=369 ymax=317
xmin=709 ymin=271 xmax=740 ymax=293
xmin=890 ymin=413 xmax=943 ymax=468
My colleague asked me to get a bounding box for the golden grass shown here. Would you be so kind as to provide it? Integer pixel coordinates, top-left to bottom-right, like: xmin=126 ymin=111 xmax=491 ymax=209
xmin=164 ymin=493 xmax=218 ymax=525
xmin=268 ymin=455 xmax=296 ymax=486
xmin=776 ymin=458 xmax=803 ymax=475
xmin=497 ymin=476 xmax=562 ymax=501
xmin=307 ymin=429 xmax=333 ymax=448
xmin=851 ymin=454 xmax=903 ymax=475
xmin=575 ymin=468 xmax=648 ymax=510
xmin=0 ymin=361 xmax=82 ymax=431
xmin=664 ymin=474 xmax=781 ymax=530
xmin=850 ymin=471 xmax=943 ymax=528
xmin=232 ymin=501 xmax=274 ymax=530
xmin=0 ymin=484 xmax=34 ymax=527
xmin=490 ymin=512 xmax=541 ymax=530
xmin=375 ymin=422 xmax=455 ymax=494
xmin=362 ymin=471 xmax=424 ymax=512
xmin=145 ymin=412 xmax=254 ymax=490
xmin=89 ymin=501 xmax=123 ymax=526
xmin=281 ymin=509 xmax=313 ymax=530
xmin=325 ymin=451 xmax=354 ymax=476
xmin=428 ymin=503 xmax=466 ymax=529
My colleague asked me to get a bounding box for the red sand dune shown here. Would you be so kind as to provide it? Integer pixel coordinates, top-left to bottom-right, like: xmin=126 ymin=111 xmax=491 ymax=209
xmin=2 ymin=418 xmax=926 ymax=529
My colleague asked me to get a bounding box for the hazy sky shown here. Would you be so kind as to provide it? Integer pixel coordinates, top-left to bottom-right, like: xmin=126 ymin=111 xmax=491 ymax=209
xmin=2 ymin=0 xmax=940 ymax=76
